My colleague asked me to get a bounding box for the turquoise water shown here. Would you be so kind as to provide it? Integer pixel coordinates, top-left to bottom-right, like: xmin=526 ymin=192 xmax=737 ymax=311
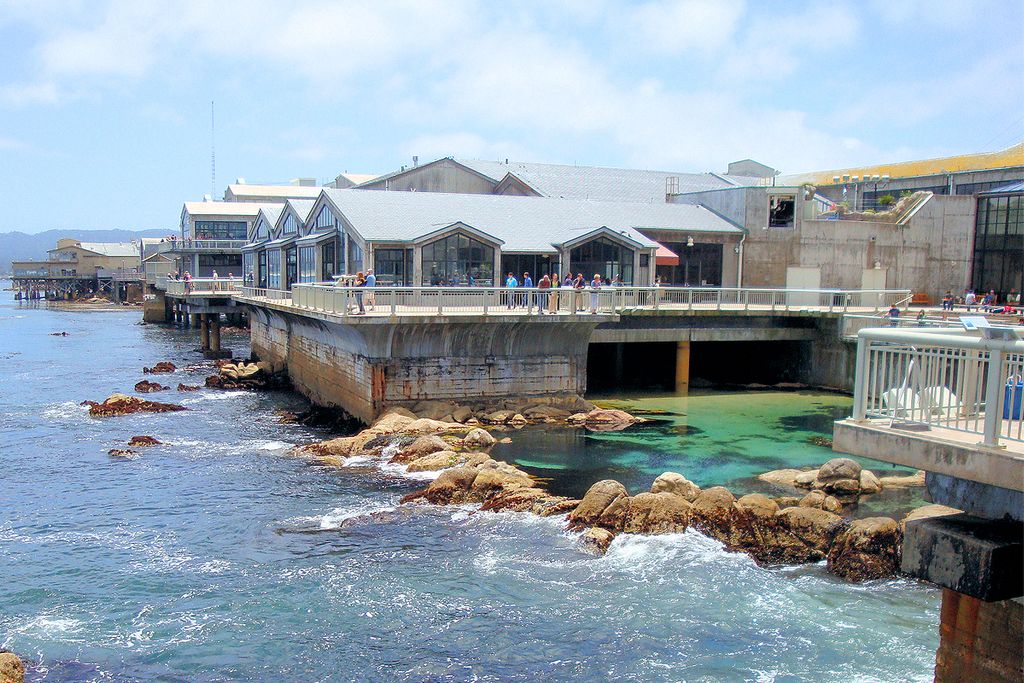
xmin=496 ymin=392 xmax=925 ymax=517
xmin=0 ymin=297 xmax=940 ymax=681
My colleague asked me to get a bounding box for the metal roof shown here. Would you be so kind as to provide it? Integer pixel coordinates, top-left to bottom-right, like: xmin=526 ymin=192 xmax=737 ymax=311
xmin=980 ymin=180 xmax=1024 ymax=195
xmin=225 ymin=184 xmax=323 ymax=199
xmin=53 ymin=241 xmax=140 ymax=257
xmin=322 ymin=188 xmax=740 ymax=252
xmin=183 ymin=201 xmax=277 ymax=217
xmin=286 ymin=198 xmax=317 ymax=222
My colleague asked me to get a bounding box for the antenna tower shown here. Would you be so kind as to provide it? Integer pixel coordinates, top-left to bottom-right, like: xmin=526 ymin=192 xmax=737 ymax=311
xmin=210 ymin=100 xmax=216 ymax=199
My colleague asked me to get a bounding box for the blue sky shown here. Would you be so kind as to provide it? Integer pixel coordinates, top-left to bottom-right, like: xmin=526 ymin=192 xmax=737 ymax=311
xmin=1 ymin=0 xmax=1021 ymax=233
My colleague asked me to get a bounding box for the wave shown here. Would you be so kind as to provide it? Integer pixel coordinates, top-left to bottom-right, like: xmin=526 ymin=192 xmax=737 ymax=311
xmin=281 ymin=500 xmax=401 ymax=531
xmin=41 ymin=401 xmax=90 ymax=421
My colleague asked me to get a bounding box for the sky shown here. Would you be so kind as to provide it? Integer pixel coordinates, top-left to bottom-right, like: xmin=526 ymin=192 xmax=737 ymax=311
xmin=1 ymin=0 xmax=1021 ymax=233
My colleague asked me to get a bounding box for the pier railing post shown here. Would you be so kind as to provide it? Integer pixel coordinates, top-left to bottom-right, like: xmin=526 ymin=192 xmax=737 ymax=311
xmin=982 ymin=349 xmax=1005 ymax=448
xmin=483 ymin=289 xmax=489 ymax=315
xmin=390 ymin=290 xmax=397 ymax=318
xmin=852 ymin=338 xmax=870 ymax=421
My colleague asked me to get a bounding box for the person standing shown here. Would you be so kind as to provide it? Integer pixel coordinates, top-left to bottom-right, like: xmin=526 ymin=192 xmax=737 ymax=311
xmin=365 ymin=268 xmax=376 ymax=311
xmin=965 ymin=290 xmax=977 ymax=312
xmin=352 ymin=271 xmax=366 ymax=315
xmin=522 ymin=272 xmax=534 ymax=309
xmin=505 ymin=272 xmax=519 ymax=309
xmin=572 ymin=272 xmax=585 ymax=311
xmin=589 ymin=273 xmax=603 ymax=313
xmin=548 ymin=272 xmax=561 ymax=313
xmin=537 ymin=274 xmax=551 ymax=314
xmin=183 ymin=271 xmax=193 ymax=294
xmin=942 ymin=290 xmax=953 ymax=311
xmin=888 ymin=304 xmax=900 ymax=327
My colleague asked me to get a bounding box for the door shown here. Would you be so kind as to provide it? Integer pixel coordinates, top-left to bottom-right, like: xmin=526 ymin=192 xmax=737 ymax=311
xmin=786 ymin=267 xmax=821 ymax=307
xmin=860 ymin=268 xmax=888 ymax=307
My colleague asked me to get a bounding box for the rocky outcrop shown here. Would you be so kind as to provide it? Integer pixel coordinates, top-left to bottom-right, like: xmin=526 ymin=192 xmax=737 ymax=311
xmin=798 ymin=490 xmax=843 ymax=514
xmin=622 ymin=492 xmax=691 ymax=534
xmin=177 ymin=383 xmax=202 ymax=392
xmin=143 ymin=361 xmax=175 ymax=374
xmin=770 ymin=507 xmax=847 ymax=564
xmin=108 ymin=449 xmax=137 ymax=458
xmin=900 ymin=504 xmax=962 ymax=529
xmin=567 ymin=480 xmax=629 ymax=530
xmin=827 ymin=517 xmax=902 ymax=581
xmin=205 ymin=360 xmax=285 ymax=390
xmin=134 ymin=380 xmax=168 ymax=393
xmin=566 ymin=408 xmax=645 ymax=432
xmin=758 ymin=458 xmax=906 ymax=498
xmin=580 ymin=527 xmax=616 ymax=554
xmin=756 ymin=468 xmax=808 ymax=488
xmin=879 ymin=471 xmax=926 ymax=488
xmin=462 ymin=428 xmax=497 ymax=449
xmin=82 ymin=393 xmax=187 ymax=417
xmin=406 ymin=450 xmax=489 ymax=472
xmin=128 ymin=435 xmax=162 ymax=447
xmin=391 ymin=435 xmax=450 ymax=463
xmin=0 ymin=651 xmax=25 ymax=683
xmin=690 ymin=486 xmax=737 ymax=543
xmin=650 ymin=471 xmax=701 ymax=501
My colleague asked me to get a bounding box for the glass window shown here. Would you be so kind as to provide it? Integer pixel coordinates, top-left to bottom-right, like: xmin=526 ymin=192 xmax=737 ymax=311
xmin=769 ymin=195 xmax=796 ymax=228
xmin=421 ymin=233 xmax=494 ymax=285
xmin=243 ymin=252 xmax=254 ymax=281
xmin=374 ymin=248 xmax=413 ymax=286
xmin=267 ymin=250 xmax=281 ymax=290
xmin=258 ymin=250 xmax=268 ymax=288
xmin=197 ymin=254 xmax=242 ymax=278
xmin=972 ymin=195 xmax=1024 ymax=298
xmin=322 ymin=240 xmax=337 ymax=281
xmin=282 ymin=214 xmax=299 ymax=235
xmin=194 ymin=221 xmax=247 ymax=240
xmin=299 ymin=246 xmax=317 ymax=283
xmin=254 ymin=217 xmax=270 ymax=241
xmin=285 ymin=247 xmax=298 ymax=288
xmin=348 ymin=238 xmax=364 ymax=274
xmin=314 ymin=206 xmax=335 ymax=232
xmin=569 ymin=237 xmax=634 ymax=284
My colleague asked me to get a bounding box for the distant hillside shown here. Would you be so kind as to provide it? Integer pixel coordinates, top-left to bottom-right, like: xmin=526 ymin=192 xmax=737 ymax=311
xmin=0 ymin=229 xmax=167 ymax=274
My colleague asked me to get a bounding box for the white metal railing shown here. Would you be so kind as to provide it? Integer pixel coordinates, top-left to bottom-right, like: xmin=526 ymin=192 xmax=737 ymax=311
xmin=852 ymin=327 xmax=1024 ymax=446
xmin=166 ymin=277 xmax=242 ymax=296
xmin=234 ymin=284 xmax=911 ymax=318
xmin=154 ymin=239 xmax=246 ymax=253
xmin=145 ymin=261 xmax=175 ymax=284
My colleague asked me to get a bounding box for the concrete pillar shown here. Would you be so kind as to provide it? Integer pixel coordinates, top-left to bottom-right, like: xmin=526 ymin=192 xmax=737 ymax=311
xmin=200 ymin=314 xmax=210 ymax=350
xmin=614 ymin=343 xmax=625 ymax=384
xmin=210 ymin=316 xmax=221 ymax=353
xmin=935 ymin=590 xmax=1023 ymax=683
xmin=191 ymin=313 xmax=200 ymax=328
xmin=675 ymin=340 xmax=690 ymax=394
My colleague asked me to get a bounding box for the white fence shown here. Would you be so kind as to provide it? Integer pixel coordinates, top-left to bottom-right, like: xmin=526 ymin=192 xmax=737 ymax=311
xmin=237 ymin=284 xmax=910 ymax=318
xmin=852 ymin=327 xmax=1024 ymax=446
xmin=166 ymin=277 xmax=242 ymax=296
xmin=154 ymin=239 xmax=246 ymax=254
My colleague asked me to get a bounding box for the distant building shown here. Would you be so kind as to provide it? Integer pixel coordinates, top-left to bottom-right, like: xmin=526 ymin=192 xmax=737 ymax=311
xmin=11 ymin=238 xmax=142 ymax=299
xmin=971 ymin=181 xmax=1023 ymax=297
xmin=223 ymin=183 xmax=323 ymax=203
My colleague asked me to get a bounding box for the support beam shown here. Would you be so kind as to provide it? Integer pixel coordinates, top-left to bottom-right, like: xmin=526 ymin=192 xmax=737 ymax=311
xmin=675 ymin=340 xmax=690 ymax=394
xmin=200 ymin=314 xmax=210 ymax=350
xmin=191 ymin=313 xmax=200 ymax=328
xmin=210 ymin=316 xmax=221 ymax=353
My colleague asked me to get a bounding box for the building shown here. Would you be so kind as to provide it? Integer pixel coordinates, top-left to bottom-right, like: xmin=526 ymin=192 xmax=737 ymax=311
xmin=971 ymin=181 xmax=1023 ymax=298
xmin=222 ymin=182 xmax=323 ymax=203
xmin=11 ymin=238 xmax=142 ymax=299
xmin=171 ymin=201 xmax=270 ymax=278
xmin=240 ymin=189 xmax=742 ymax=290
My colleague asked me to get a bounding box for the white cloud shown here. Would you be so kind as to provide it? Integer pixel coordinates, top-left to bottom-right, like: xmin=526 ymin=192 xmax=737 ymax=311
xmin=0 ymin=81 xmax=60 ymax=106
xmin=625 ymin=0 xmax=745 ymax=55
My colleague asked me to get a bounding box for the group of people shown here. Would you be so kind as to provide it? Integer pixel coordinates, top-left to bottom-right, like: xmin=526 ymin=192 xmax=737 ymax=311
xmin=503 ymin=271 xmax=624 ymax=314
xmin=334 ymin=268 xmax=376 ymax=315
xmin=942 ymin=288 xmax=1020 ymax=314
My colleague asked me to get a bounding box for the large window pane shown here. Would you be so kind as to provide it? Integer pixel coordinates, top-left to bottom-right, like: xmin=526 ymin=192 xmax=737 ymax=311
xmin=569 ymin=237 xmax=634 ymax=284
xmin=421 ymin=233 xmax=493 ymax=285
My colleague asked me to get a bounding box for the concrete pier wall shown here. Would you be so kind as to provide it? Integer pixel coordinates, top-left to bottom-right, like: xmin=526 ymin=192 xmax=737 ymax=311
xmin=249 ymin=306 xmax=599 ymax=422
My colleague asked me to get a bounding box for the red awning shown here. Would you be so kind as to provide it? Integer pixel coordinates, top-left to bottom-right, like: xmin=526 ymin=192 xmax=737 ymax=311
xmin=654 ymin=242 xmax=679 ymax=266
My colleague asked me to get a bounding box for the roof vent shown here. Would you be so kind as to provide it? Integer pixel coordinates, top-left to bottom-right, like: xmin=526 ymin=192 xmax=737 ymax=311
xmin=412 ymin=155 xmax=419 ymax=167
xmin=203 ymin=194 xmax=212 ymax=202
xmin=665 ymin=176 xmax=680 ymax=195
xmin=236 ymin=177 xmax=246 ymax=184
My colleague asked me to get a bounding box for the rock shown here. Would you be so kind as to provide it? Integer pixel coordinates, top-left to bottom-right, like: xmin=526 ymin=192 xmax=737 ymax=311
xmin=623 ymin=492 xmax=691 ymax=534
xmin=817 ymin=457 xmax=862 ymax=483
xmin=900 ymin=504 xmax=962 ymax=530
xmin=565 ymin=412 xmax=590 ymax=425
xmin=567 ymin=480 xmax=629 ymax=529
xmin=580 ymin=527 xmax=616 ymax=555
xmin=402 ymin=466 xmax=479 ymax=505
xmin=413 ymin=400 xmax=457 ymax=420
xmin=370 ymin=411 xmax=416 ymax=435
xmin=580 ymin=408 xmax=644 ymax=432
xmin=470 ymin=466 xmax=534 ymax=497
xmin=597 ymin=494 xmax=632 ymax=532
xmin=773 ymin=507 xmax=846 ymax=563
xmin=690 ymin=486 xmax=736 ymax=543
xmin=808 ymin=435 xmax=833 ymax=448
xmin=522 ymin=405 xmax=572 ymax=421
xmin=859 ymin=470 xmax=882 ymax=494
xmin=50 ymin=331 xmax=69 ymax=336
xmin=799 ymin=490 xmax=843 ymax=514
xmin=736 ymin=493 xmax=779 ymax=519
xmin=757 ymin=468 xmax=806 ymax=488
xmin=481 ymin=409 xmax=517 ymax=424
xmin=650 ymin=472 xmax=701 ymax=502
xmin=235 ymin=363 xmax=260 ymax=379
xmin=406 ymin=450 xmax=463 ymax=472
xmin=827 ymin=517 xmax=902 ymax=581
xmin=134 ymin=380 xmax=168 ymax=393
xmin=731 ymin=494 xmax=781 ymax=555
xmin=0 ymin=652 xmax=25 ymax=683
xmin=176 ymin=383 xmax=201 ymax=391
xmin=463 ymin=428 xmax=496 ymax=449
xmin=509 ymin=413 xmax=528 ymax=426
xmin=479 ymin=487 xmax=549 ymax=513
xmin=403 ymin=418 xmax=466 ymax=435
xmin=393 ymin=435 xmax=449 ymax=463
xmin=879 ymin=471 xmax=926 ymax=488
xmin=380 ymin=406 xmax=418 ymax=420
xmin=452 ymin=406 xmax=473 ymax=423
xmin=108 ymin=449 xmax=137 ymax=458
xmin=143 ymin=361 xmax=176 ymax=374
xmin=824 ymin=478 xmax=862 ymax=495
xmin=775 ymin=496 xmax=802 ymax=509
xmin=128 ymin=435 xmax=161 ymax=447
xmin=794 ymin=470 xmax=819 ymax=487
xmin=83 ymin=393 xmax=187 ymax=417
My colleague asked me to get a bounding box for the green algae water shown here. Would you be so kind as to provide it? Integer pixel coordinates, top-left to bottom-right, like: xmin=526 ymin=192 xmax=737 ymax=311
xmin=496 ymin=391 xmax=926 ymax=518
xmin=0 ymin=296 xmax=940 ymax=681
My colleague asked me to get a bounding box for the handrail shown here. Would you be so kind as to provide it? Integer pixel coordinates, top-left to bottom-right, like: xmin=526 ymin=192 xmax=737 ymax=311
xmin=851 ymin=327 xmax=1024 ymax=446
xmin=166 ymin=277 xmax=242 ymax=295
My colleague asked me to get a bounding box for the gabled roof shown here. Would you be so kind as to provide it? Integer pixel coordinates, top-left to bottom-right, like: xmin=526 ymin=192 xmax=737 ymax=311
xmin=225 ymin=184 xmax=323 ymax=200
xmin=453 ymin=159 xmax=762 ymax=202
xmin=980 ymin=180 xmax=1024 ymax=195
xmin=255 ymin=205 xmax=283 ymax=226
xmin=49 ymin=241 xmax=139 ymax=257
xmin=287 ymin=198 xmax=317 ymax=222
xmin=183 ymin=201 xmax=275 ymax=217
xmin=321 ymin=188 xmax=740 ymax=252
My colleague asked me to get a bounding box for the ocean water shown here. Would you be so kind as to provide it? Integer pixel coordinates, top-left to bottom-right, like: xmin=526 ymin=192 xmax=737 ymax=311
xmin=0 ymin=297 xmax=940 ymax=682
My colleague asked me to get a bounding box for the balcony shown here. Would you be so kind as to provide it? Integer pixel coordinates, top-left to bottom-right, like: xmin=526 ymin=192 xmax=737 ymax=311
xmin=154 ymin=239 xmax=246 ymax=254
